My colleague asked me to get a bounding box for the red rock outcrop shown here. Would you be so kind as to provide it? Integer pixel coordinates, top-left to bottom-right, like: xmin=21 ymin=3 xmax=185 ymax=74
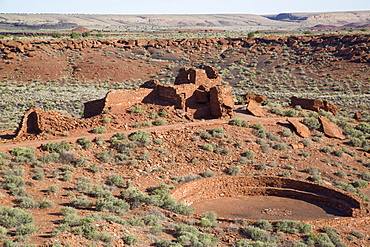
xmin=354 ymin=112 xmax=362 ymax=120
xmin=318 ymin=116 xmax=346 ymax=140
xmin=288 ymin=119 xmax=311 ymax=138
xmin=290 ymin=96 xmax=339 ymax=115
xmin=246 ymin=99 xmax=264 ymax=117
xmin=244 ymin=93 xmax=266 ymax=104
xmin=84 ymin=66 xmax=234 ymax=119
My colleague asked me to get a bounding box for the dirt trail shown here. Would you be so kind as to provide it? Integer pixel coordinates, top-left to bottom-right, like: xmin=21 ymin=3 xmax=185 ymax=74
xmin=0 ymin=109 xmax=298 ymax=151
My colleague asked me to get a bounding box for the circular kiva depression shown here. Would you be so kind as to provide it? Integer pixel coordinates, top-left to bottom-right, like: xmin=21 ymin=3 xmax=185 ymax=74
xmin=172 ymin=176 xmax=370 ymax=220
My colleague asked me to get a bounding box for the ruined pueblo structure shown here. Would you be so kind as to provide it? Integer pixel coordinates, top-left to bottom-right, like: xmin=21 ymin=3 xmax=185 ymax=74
xmin=83 ymin=66 xmax=234 ymax=119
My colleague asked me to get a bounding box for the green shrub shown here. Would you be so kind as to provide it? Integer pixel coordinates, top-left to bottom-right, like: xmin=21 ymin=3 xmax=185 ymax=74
xmin=273 ymin=142 xmax=287 ymax=151
xmin=243 ymin=226 xmax=268 ymax=241
xmin=48 ymin=185 xmax=59 ymax=194
xmin=361 ymin=171 xmax=370 ymax=181
xmin=0 ymin=226 xmax=7 ymax=239
xmin=129 ymin=130 xmax=150 ymax=145
xmin=333 ymin=149 xmax=344 ymax=157
xmin=321 ymin=146 xmax=333 ymax=153
xmin=70 ymin=32 xmax=81 ymax=39
xmin=353 ymin=180 xmax=368 ymax=189
xmin=102 ymin=117 xmax=111 ymax=123
xmin=229 ymin=118 xmax=249 ymax=127
xmin=201 ymin=143 xmax=214 ymax=152
xmin=134 ymin=120 xmax=152 ymax=128
xmin=307 ymin=166 xmax=319 ymax=175
xmin=317 ymin=233 xmax=335 ymax=247
xmin=282 ymin=128 xmax=292 ymax=137
xmin=350 ymin=229 xmax=365 ymax=239
xmin=275 ymin=220 xmax=302 ymax=234
xmin=60 ymin=206 xmax=77 ymax=216
xmin=52 ymin=31 xmax=62 ymax=38
xmin=42 ymin=141 xmax=70 ymax=153
xmin=15 ymin=223 xmax=38 ymax=236
xmin=153 ymin=118 xmax=167 ymax=126
xmin=254 ymin=220 xmax=272 ymax=230
xmin=92 ymin=126 xmax=107 ymax=134
xmin=256 ymin=162 xmax=266 ymax=170
xmin=70 ymin=196 xmax=92 ymax=208
xmin=199 ymin=218 xmax=212 ymax=227
xmin=228 ymin=165 xmax=242 ymax=176
xmin=62 ymin=173 xmax=73 ymax=181
xmin=96 ymin=149 xmax=114 ymax=163
xmin=300 ymin=224 xmax=312 ymax=234
xmin=95 ymin=196 xmax=130 ymax=215
xmin=106 ymin=174 xmax=126 ymax=187
xmin=302 ymin=138 xmax=313 ymax=147
xmin=283 ymin=109 xmax=298 ymax=117
xmin=202 ymin=169 xmax=215 ymax=177
xmin=73 ymin=157 xmax=90 ymax=167
xmin=252 ymin=122 xmax=265 ymax=130
xmin=16 ymin=197 xmax=36 ymax=209
xmin=122 ymin=234 xmax=139 ymax=246
xmin=38 ymin=199 xmax=54 ymax=209
xmin=130 ymin=105 xmax=144 ymax=113
xmin=10 ymin=147 xmax=36 ymax=163
xmin=244 ymin=150 xmax=255 ymax=160
xmin=159 ymin=110 xmax=168 ymax=117
xmin=0 ymin=206 xmax=34 ymax=228
xmin=335 ymin=170 xmax=346 ymax=178
xmin=39 ymin=152 xmax=60 ymax=163
xmin=303 ymin=117 xmax=320 ymax=130
xmin=77 ymin=137 xmax=92 ymax=149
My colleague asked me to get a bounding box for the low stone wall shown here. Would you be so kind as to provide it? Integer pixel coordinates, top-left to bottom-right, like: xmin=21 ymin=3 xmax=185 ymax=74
xmin=172 ymin=176 xmax=370 ymax=218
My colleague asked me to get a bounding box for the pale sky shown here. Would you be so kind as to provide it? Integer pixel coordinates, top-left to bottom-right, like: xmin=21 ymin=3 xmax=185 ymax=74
xmin=1 ymin=0 xmax=370 ymax=15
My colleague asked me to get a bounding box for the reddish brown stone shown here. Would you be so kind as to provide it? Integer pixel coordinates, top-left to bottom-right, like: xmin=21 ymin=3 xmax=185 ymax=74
xmin=318 ymin=116 xmax=346 ymax=140
xmin=245 ymin=93 xmax=267 ymax=104
xmin=84 ymin=66 xmax=234 ymax=120
xmin=288 ymin=119 xmax=311 ymax=138
xmin=246 ymin=100 xmax=264 ymax=117
xmin=290 ymin=96 xmax=339 ymax=115
xmin=354 ymin=112 xmax=362 ymax=120
xmin=290 ymin=143 xmax=305 ymax=149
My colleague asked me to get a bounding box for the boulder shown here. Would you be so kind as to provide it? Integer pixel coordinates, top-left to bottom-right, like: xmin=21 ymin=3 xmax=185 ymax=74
xmin=318 ymin=116 xmax=345 ymax=140
xmin=290 ymin=96 xmax=339 ymax=115
xmin=245 ymin=93 xmax=266 ymax=104
xmin=287 ymin=119 xmax=311 ymax=138
xmin=290 ymin=143 xmax=305 ymax=149
xmin=354 ymin=112 xmax=362 ymax=120
xmin=246 ymin=100 xmax=264 ymax=117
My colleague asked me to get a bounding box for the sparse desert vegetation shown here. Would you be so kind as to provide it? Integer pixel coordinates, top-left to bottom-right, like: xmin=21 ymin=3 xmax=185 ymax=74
xmin=0 ymin=13 xmax=370 ymax=246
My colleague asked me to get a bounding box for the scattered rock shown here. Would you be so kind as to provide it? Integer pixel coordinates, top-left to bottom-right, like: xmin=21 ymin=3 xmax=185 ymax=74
xmin=290 ymin=96 xmax=339 ymax=115
xmin=354 ymin=112 xmax=362 ymax=120
xmin=246 ymin=100 xmax=264 ymax=117
xmin=244 ymin=93 xmax=266 ymax=104
xmin=318 ymin=116 xmax=346 ymax=140
xmin=288 ymin=119 xmax=311 ymax=138
xmin=290 ymin=143 xmax=305 ymax=149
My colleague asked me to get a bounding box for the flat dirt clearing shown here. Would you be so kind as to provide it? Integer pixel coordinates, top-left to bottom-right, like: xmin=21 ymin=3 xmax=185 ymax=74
xmin=192 ymin=196 xmax=348 ymax=220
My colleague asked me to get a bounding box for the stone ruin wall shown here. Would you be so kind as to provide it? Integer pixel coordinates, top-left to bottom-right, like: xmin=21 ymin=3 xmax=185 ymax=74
xmin=83 ymin=66 xmax=234 ymax=119
xmin=15 ymin=107 xmax=86 ymax=139
xmin=15 ymin=66 xmax=234 ymax=139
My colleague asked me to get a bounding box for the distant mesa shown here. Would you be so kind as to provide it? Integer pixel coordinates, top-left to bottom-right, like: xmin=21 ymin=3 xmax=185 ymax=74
xmin=265 ymin=13 xmax=308 ymax=21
